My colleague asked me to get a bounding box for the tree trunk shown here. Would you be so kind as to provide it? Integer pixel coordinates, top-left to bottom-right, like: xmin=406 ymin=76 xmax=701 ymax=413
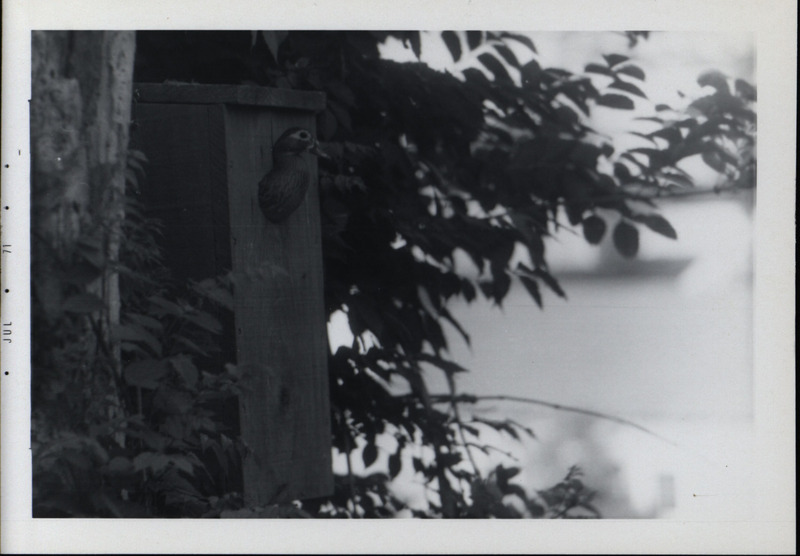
xmin=31 ymin=31 xmax=136 ymax=432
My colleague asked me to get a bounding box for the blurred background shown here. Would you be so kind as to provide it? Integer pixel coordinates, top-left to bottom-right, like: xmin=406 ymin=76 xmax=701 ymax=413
xmin=333 ymin=31 xmax=756 ymax=518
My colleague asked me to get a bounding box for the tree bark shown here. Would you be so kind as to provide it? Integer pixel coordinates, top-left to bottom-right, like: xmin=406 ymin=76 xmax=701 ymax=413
xmin=31 ymin=31 xmax=136 ymax=431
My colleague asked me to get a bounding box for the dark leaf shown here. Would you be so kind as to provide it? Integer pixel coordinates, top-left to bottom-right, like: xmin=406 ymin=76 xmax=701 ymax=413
xmin=697 ymin=70 xmax=730 ymax=95
xmin=578 ymin=501 xmax=602 ymax=517
xmin=735 ymin=78 xmax=756 ymax=101
xmin=648 ymin=126 xmax=683 ymax=145
xmin=441 ymin=31 xmax=462 ymax=62
xmin=124 ymin=359 xmax=169 ymax=389
xmin=407 ymin=32 xmax=422 ymax=59
xmin=581 ymin=215 xmax=607 ymax=245
xmin=175 ymin=337 xmax=209 ymax=357
xmin=701 ymin=150 xmax=727 ymax=173
xmin=608 ymin=80 xmax=647 ymax=98
xmin=466 ymin=31 xmax=484 ymax=50
xmin=620 ymin=151 xmax=648 ymax=171
xmin=497 ymin=465 xmax=521 ymax=483
xmin=659 ymin=169 xmax=694 ymax=189
xmin=556 ymin=105 xmax=580 ymax=128
xmin=126 ymin=312 xmax=163 ymax=332
xmin=527 ymin=499 xmax=546 ymax=517
xmin=62 ymin=262 xmax=103 ymax=286
xmin=596 ymin=93 xmax=635 ymax=110
xmin=105 ymin=456 xmax=135 ymax=476
xmin=500 ymin=32 xmax=537 ymax=53
xmin=112 ymin=323 xmax=162 ymax=355
xmin=535 ymin=269 xmax=566 ymax=298
xmin=474 ymin=417 xmax=518 ymax=439
xmin=62 ymin=293 xmax=104 ymax=314
xmin=638 ymin=213 xmax=677 ymax=239
xmin=565 ymin=202 xmax=585 ymax=226
xmin=655 ymin=103 xmax=672 ymax=112
xmin=519 ymin=275 xmax=542 ymax=308
xmin=462 ymin=67 xmax=491 ymax=88
xmin=260 ymin=31 xmax=281 ymax=62
xmin=184 ymin=310 xmax=222 ymax=335
xmin=133 ymin=452 xmax=172 ymax=473
xmin=328 ymin=99 xmax=353 ymax=131
xmin=124 ymin=168 xmax=139 ymax=189
xmin=125 ymin=155 xmax=145 ymax=175
xmin=492 ymin=268 xmax=512 ymax=302
xmin=362 ymin=442 xmax=378 ymax=468
xmin=148 ymin=295 xmax=184 ymax=317
xmin=191 ymin=278 xmax=235 ymax=310
xmin=417 ymin=353 xmax=468 ymax=376
xmin=127 ymin=149 xmax=148 ymax=164
xmin=359 ymin=492 xmax=375 ymax=514
xmin=526 ymin=234 xmax=546 ymax=269
xmin=520 ymin=59 xmax=542 ymax=87
xmin=616 ymin=64 xmax=645 ymax=81
xmin=585 ymin=63 xmax=613 ymax=76
xmin=154 ymin=389 xmax=193 ymax=416
xmin=171 ymin=355 xmax=199 ymax=388
xmin=120 ymin=342 xmax=143 ymax=354
xmin=478 ymin=53 xmax=512 ymax=83
xmin=630 ymin=131 xmax=658 ymax=145
xmin=493 ymin=43 xmax=521 ymax=68
xmin=714 ymin=144 xmax=740 ymax=166
xmin=613 ymin=162 xmax=633 ymax=183
xmin=603 ymin=54 xmax=629 ymax=68
xmin=388 ymin=452 xmax=402 ymax=479
xmin=440 ymin=306 xmax=471 ymax=346
xmin=326 ymin=81 xmax=357 ymax=107
xmin=612 ymin=220 xmax=639 ymax=258
xmin=636 ymin=116 xmax=666 ymax=124
xmin=628 ymin=147 xmax=668 ymax=167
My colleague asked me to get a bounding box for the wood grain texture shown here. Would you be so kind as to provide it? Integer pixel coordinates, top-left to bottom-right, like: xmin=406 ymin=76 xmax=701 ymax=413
xmin=135 ymin=83 xmax=326 ymax=112
xmin=224 ymin=106 xmax=333 ymax=504
xmin=131 ymin=88 xmax=332 ymax=505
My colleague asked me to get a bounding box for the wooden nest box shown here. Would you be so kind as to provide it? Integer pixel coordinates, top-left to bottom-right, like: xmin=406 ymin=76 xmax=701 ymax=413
xmin=130 ymin=83 xmax=333 ymax=505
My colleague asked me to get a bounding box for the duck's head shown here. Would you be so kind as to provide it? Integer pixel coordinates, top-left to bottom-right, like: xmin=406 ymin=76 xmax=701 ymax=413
xmin=273 ymin=127 xmax=328 ymax=158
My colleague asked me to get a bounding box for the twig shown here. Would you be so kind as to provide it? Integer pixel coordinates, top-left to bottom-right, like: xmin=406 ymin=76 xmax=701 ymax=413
xmin=341 ymin=412 xmax=358 ymax=517
xmin=464 ymin=441 xmax=519 ymax=461
xmin=469 ymin=181 xmax=751 ymax=228
xmin=428 ymin=393 xmax=678 ymax=447
xmin=446 ymin=374 xmax=482 ymax=479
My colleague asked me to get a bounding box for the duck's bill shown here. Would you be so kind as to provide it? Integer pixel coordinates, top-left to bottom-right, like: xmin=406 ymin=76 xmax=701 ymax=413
xmin=310 ymin=141 xmax=331 ymax=159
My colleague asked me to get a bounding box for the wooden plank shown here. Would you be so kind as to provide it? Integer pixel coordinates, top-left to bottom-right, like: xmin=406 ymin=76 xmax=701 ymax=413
xmin=135 ymin=83 xmax=326 ymax=112
xmin=224 ymin=105 xmax=333 ymax=504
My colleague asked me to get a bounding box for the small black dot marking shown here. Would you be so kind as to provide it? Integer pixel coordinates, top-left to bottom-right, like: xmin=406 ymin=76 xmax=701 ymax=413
xmin=4 ymin=164 xmax=8 ymax=168
xmin=4 ymin=372 xmax=8 ymax=376
xmin=4 ymin=289 xmax=9 ymax=293
xmin=3 ymin=206 xmax=8 ymax=210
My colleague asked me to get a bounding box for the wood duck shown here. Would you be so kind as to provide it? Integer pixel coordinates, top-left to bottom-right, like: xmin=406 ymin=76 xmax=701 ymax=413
xmin=258 ymin=127 xmax=327 ymax=223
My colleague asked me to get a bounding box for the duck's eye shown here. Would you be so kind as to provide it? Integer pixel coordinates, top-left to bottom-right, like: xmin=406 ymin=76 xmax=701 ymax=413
xmin=298 ymin=131 xmax=310 ymax=140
